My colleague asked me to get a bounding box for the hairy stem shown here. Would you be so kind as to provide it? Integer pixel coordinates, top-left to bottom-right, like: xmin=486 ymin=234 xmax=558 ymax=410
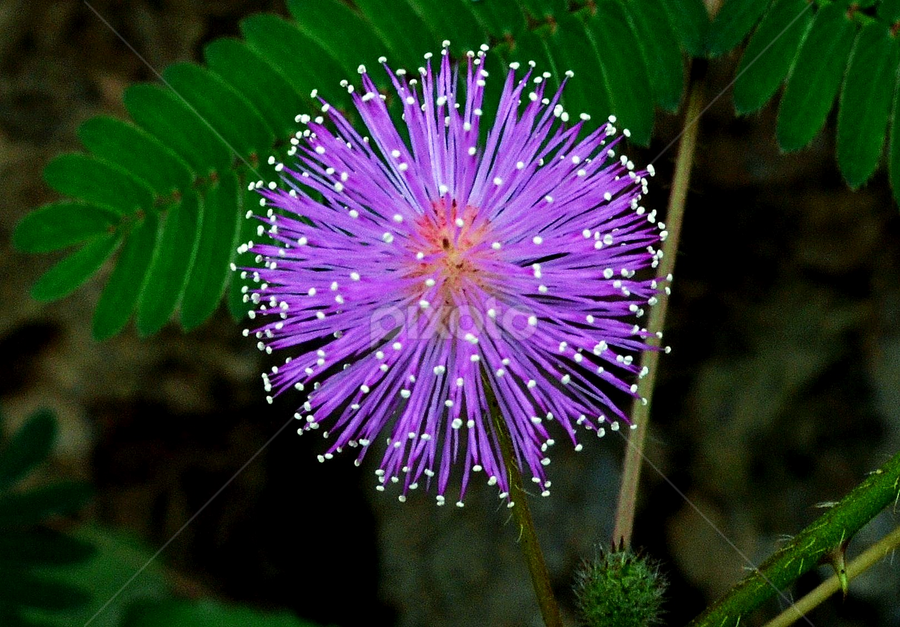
xmin=489 ymin=395 xmax=563 ymax=627
xmin=763 ymin=523 xmax=900 ymax=627
xmin=612 ymin=78 xmax=704 ymax=548
xmin=688 ymin=449 xmax=900 ymax=627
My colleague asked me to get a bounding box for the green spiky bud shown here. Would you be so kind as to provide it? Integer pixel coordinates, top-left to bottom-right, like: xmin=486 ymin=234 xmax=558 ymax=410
xmin=573 ymin=546 xmax=667 ymax=627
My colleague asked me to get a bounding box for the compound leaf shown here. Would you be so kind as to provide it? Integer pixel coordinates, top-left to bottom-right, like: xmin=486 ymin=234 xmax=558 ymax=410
xmin=204 ymin=38 xmax=309 ymax=139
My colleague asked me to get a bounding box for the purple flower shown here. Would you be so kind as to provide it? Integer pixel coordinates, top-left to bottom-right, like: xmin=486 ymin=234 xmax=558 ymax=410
xmin=240 ymin=43 xmax=665 ymax=507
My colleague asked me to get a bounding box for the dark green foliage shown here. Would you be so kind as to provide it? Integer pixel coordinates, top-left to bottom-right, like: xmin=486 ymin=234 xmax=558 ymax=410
xmin=0 ymin=574 xmax=91 ymax=612
xmin=13 ymin=202 xmax=119 ymax=254
xmin=732 ymin=0 xmax=814 ymax=114
xmin=287 ymin=0 xmax=400 ymax=75
xmin=406 ymin=0 xmax=488 ymax=55
xmin=657 ymin=0 xmax=710 ymax=56
xmin=549 ymin=13 xmax=613 ymax=119
xmin=17 ymin=0 xmax=693 ymax=340
xmin=470 ymin=0 xmax=528 ymax=36
xmin=204 ymin=39 xmax=307 ymax=139
xmin=162 ymin=63 xmax=275 ymax=158
xmin=124 ymin=84 xmax=233 ymax=174
xmin=518 ymin=0 xmax=567 ymax=21
xmin=0 ymin=530 xmax=95 ymax=567
xmin=240 ymin=14 xmax=350 ymax=106
xmin=351 ymin=0 xmax=439 ymax=64
xmin=30 ymin=234 xmax=121 ymax=302
xmin=506 ymin=28 xmax=561 ymax=91
xmin=20 ymin=519 xmax=324 ymax=627
xmin=837 ymin=22 xmax=899 ymax=189
xmin=78 ymin=117 xmax=194 ymax=195
xmin=583 ymin=0 xmax=655 ymax=145
xmin=0 ymin=409 xmax=327 ymax=625
xmin=0 ymin=482 xmax=93 ymax=529
xmin=180 ymin=172 xmax=241 ymax=330
xmin=0 ymin=410 xmax=57 ymax=490
xmin=123 ymin=599 xmax=320 ymax=627
xmin=574 ymin=546 xmax=667 ymax=627
xmin=705 ymin=0 xmax=772 ymax=57
xmin=93 ymin=211 xmax=160 ymax=340
xmin=777 ymin=3 xmax=856 ymax=152
xmin=28 ymin=0 xmax=900 ymax=341
xmin=625 ymin=0 xmax=685 ymax=112
xmin=879 ymin=0 xmax=900 ymax=21
xmin=136 ymin=192 xmax=201 ymax=336
xmin=43 ymin=154 xmax=154 ymax=215
xmin=890 ymin=68 xmax=900 ymax=207
xmin=0 ymin=409 xmax=94 ymax=623
xmin=702 ymin=0 xmax=900 ymax=199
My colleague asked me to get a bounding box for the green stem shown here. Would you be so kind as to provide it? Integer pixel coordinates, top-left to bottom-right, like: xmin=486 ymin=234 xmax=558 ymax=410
xmin=490 ymin=398 xmax=563 ymax=627
xmin=611 ymin=78 xmax=704 ymax=548
xmin=688 ymin=449 xmax=900 ymax=627
xmin=764 ymin=523 xmax=900 ymax=627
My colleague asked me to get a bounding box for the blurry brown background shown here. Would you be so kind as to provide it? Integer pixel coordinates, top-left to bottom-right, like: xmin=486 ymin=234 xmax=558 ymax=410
xmin=2 ymin=1 xmax=899 ymax=625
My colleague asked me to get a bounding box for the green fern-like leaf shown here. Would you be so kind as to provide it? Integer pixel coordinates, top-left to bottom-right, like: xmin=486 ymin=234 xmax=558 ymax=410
xmin=16 ymin=0 xmax=689 ymax=339
xmin=836 ymin=21 xmax=899 ymax=189
xmin=124 ymin=599 xmax=320 ymax=627
xmin=0 ymin=409 xmax=94 ymax=623
xmin=92 ymin=211 xmax=160 ymax=340
xmin=880 ymin=0 xmax=900 ymax=21
xmin=180 ymin=172 xmax=242 ymax=330
xmin=732 ymin=0 xmax=814 ymax=114
xmin=548 ymin=13 xmax=614 ymax=119
xmin=776 ymin=3 xmax=856 ymax=152
xmin=31 ymin=234 xmax=121 ymax=303
xmin=658 ymin=0 xmax=710 ymax=56
xmin=0 ymin=410 xmax=57 ymax=491
xmin=136 ymin=191 xmax=202 ymax=336
xmin=625 ymin=0 xmax=685 ymax=112
xmin=713 ymin=0 xmax=900 ymax=203
xmin=705 ymin=0 xmax=773 ymax=57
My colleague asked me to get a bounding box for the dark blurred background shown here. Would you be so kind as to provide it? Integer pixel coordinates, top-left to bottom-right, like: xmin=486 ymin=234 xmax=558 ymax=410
xmin=2 ymin=1 xmax=899 ymax=626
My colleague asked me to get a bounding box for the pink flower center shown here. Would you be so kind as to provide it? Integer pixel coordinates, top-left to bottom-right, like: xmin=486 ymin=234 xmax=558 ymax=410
xmin=405 ymin=200 xmax=498 ymax=300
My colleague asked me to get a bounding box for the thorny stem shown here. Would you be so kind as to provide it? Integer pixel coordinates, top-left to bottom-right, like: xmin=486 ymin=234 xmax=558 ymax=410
xmin=488 ymin=383 xmax=563 ymax=627
xmin=688 ymin=449 xmax=900 ymax=626
xmin=612 ymin=78 xmax=705 ymax=548
xmin=764 ymin=524 xmax=900 ymax=627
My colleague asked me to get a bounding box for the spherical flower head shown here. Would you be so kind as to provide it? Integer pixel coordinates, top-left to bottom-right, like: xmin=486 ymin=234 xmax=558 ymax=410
xmin=241 ymin=43 xmax=666 ymax=507
xmin=574 ymin=546 xmax=667 ymax=626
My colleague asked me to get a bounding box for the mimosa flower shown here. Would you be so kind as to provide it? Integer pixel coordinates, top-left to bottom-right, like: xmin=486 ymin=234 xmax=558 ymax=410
xmin=239 ymin=42 xmax=666 ymax=507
